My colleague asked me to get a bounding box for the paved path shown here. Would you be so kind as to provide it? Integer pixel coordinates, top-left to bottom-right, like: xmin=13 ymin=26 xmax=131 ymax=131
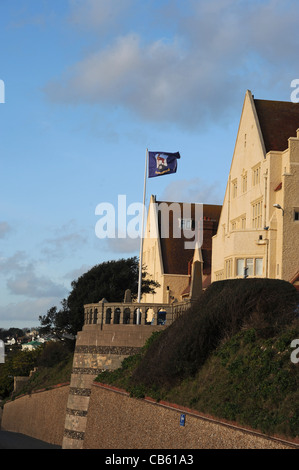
xmin=0 ymin=430 xmax=61 ymax=449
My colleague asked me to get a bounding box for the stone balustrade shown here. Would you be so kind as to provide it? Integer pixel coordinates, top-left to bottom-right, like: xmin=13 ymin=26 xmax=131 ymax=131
xmin=83 ymin=299 xmax=193 ymax=327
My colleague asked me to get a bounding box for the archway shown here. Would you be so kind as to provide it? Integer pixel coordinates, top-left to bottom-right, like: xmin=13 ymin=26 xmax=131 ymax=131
xmin=123 ymin=308 xmax=131 ymax=324
xmin=114 ymin=308 xmax=121 ymax=324
xmin=105 ymin=308 xmax=112 ymax=324
xmin=157 ymin=308 xmax=167 ymax=325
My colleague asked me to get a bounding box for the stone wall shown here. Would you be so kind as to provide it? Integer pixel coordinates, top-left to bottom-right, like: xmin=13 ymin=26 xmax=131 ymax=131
xmin=62 ymin=323 xmax=165 ymax=449
xmin=83 ymin=382 xmax=298 ymax=450
xmin=1 ymin=371 xmax=298 ymax=449
xmin=1 ymin=384 xmax=69 ymax=446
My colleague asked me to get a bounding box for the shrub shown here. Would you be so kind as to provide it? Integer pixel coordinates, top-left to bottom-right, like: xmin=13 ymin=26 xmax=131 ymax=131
xmin=37 ymin=341 xmax=70 ymax=367
xmin=130 ymin=279 xmax=298 ymax=389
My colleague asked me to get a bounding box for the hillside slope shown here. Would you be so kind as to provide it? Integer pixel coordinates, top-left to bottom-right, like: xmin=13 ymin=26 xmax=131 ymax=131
xmin=96 ymin=279 xmax=299 ymax=439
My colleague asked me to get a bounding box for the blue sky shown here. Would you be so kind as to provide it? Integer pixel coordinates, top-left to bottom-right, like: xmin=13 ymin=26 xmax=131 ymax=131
xmin=1 ymin=0 xmax=299 ymax=329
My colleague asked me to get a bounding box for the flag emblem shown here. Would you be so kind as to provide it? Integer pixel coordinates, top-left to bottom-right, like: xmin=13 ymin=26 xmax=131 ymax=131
xmin=148 ymin=151 xmax=180 ymax=178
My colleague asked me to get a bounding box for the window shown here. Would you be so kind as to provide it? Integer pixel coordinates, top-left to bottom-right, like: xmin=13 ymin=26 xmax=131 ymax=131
xmin=246 ymin=258 xmax=254 ymax=276
xmin=231 ymin=220 xmax=237 ymax=231
xmin=225 ymin=258 xmax=232 ymax=278
xmin=242 ymin=173 xmax=247 ymax=193
xmin=252 ymin=200 xmax=263 ymax=229
xmin=241 ymin=216 xmax=246 ymax=229
xmin=236 ymin=258 xmax=263 ymax=277
xmin=237 ymin=259 xmax=245 ymax=276
xmin=232 ymin=179 xmax=238 ymax=198
xmin=252 ymin=165 xmax=261 ymax=186
xmin=294 ymin=210 xmax=299 ymax=221
xmin=255 ymin=258 xmax=263 ymax=276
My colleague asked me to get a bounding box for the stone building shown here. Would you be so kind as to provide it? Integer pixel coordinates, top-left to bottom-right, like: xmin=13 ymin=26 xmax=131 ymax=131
xmin=141 ymin=195 xmax=221 ymax=303
xmin=212 ymin=90 xmax=299 ymax=289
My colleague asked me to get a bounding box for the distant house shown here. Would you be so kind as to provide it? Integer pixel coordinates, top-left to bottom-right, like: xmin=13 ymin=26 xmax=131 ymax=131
xmin=21 ymin=340 xmax=43 ymax=351
xmin=141 ymin=195 xmax=221 ymax=303
xmin=5 ymin=337 xmax=16 ymax=346
xmin=212 ymin=90 xmax=299 ymax=288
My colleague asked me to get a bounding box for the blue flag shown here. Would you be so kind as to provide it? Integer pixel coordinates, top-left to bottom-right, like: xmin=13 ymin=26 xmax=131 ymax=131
xmin=148 ymin=151 xmax=180 ymax=178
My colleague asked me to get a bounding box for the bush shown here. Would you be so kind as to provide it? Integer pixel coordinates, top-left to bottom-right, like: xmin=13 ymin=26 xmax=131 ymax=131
xmin=130 ymin=279 xmax=298 ymax=389
xmin=37 ymin=341 xmax=70 ymax=367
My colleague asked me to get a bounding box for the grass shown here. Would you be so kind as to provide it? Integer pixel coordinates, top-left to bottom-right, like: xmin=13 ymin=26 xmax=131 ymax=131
xmin=8 ymin=350 xmax=73 ymax=400
xmin=164 ymin=322 xmax=299 ymax=438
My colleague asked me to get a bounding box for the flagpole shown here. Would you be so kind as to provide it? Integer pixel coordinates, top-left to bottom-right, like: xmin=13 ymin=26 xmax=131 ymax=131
xmin=137 ymin=148 xmax=148 ymax=324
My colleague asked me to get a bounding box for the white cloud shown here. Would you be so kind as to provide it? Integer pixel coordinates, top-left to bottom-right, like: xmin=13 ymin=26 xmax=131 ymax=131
xmin=45 ymin=0 xmax=299 ymax=128
xmin=7 ymin=270 xmax=67 ymax=299
xmin=0 ymin=251 xmax=67 ymax=299
xmin=0 ymin=251 xmax=31 ymax=274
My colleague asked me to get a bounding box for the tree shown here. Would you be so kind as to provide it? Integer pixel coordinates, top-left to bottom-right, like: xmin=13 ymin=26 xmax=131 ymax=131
xmin=39 ymin=257 xmax=159 ymax=337
xmin=0 ymin=328 xmax=24 ymax=341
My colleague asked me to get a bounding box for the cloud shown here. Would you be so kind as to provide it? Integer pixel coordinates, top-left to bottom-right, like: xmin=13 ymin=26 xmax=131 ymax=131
xmin=45 ymin=0 xmax=299 ymax=128
xmin=6 ymin=270 xmax=67 ymax=299
xmin=0 ymin=222 xmax=12 ymax=239
xmin=160 ymin=178 xmax=223 ymax=205
xmin=63 ymin=264 xmax=92 ymax=281
xmin=0 ymin=251 xmax=67 ymax=299
xmin=41 ymin=220 xmax=88 ymax=259
xmin=0 ymin=251 xmax=30 ymax=274
xmin=0 ymin=298 xmax=62 ymax=328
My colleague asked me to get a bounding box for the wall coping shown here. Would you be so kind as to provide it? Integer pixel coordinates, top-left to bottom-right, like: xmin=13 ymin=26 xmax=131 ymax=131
xmin=93 ymin=381 xmax=299 ymax=448
xmin=4 ymin=382 xmax=70 ymax=404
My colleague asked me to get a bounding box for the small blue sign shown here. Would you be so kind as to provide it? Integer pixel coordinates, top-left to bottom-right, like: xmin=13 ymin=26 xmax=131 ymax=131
xmin=180 ymin=414 xmax=186 ymax=427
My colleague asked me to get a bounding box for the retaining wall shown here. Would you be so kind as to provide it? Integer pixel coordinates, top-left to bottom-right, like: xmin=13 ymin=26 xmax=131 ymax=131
xmin=1 ymin=384 xmax=69 ymax=446
xmin=83 ymin=382 xmax=298 ymax=450
xmin=1 ymin=380 xmax=298 ymax=449
xmin=62 ymin=323 xmax=165 ymax=449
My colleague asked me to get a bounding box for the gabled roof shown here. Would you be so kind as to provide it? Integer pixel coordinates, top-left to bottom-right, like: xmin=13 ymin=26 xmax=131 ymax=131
xmin=283 ymin=272 xmax=299 ymax=291
xmin=254 ymin=99 xmax=299 ymax=152
xmin=156 ymin=201 xmax=222 ymax=275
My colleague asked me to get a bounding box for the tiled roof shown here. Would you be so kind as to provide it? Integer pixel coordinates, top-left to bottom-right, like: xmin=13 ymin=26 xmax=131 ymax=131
xmin=156 ymin=201 xmax=222 ymax=275
xmin=254 ymin=99 xmax=299 ymax=152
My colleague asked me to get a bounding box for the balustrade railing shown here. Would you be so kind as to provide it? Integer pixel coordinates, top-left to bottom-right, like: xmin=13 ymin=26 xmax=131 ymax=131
xmin=83 ymin=299 xmax=193 ymax=327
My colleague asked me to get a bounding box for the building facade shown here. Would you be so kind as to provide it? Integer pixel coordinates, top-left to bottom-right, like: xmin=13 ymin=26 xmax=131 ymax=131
xmin=212 ymin=90 xmax=299 ymax=288
xmin=142 ymin=195 xmax=221 ymax=303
